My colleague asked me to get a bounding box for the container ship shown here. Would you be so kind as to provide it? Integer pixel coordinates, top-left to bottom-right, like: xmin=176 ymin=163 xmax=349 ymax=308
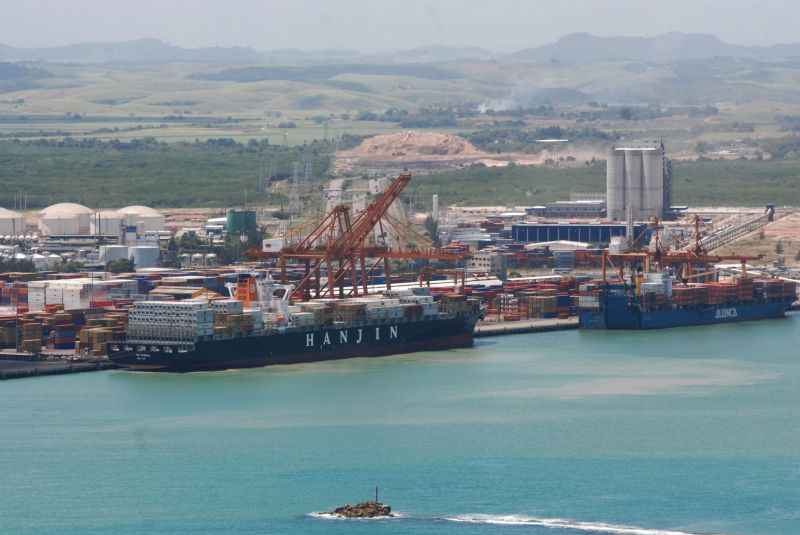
xmin=107 ymin=276 xmax=482 ymax=372
xmin=578 ymin=248 xmax=797 ymax=329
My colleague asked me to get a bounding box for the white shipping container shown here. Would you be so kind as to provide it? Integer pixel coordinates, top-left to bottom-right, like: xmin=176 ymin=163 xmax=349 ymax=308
xmin=45 ymin=286 xmax=64 ymax=305
xmin=62 ymin=286 xmax=91 ymax=310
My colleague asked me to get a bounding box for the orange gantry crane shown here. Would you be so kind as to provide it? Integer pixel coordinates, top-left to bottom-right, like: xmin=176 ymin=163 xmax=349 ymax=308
xmin=279 ymin=172 xmax=464 ymax=300
xmin=601 ymin=215 xmax=763 ymax=282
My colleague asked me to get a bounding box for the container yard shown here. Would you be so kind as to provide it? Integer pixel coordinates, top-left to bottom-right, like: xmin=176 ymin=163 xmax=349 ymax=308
xmin=1 ymin=157 xmax=799 ymax=379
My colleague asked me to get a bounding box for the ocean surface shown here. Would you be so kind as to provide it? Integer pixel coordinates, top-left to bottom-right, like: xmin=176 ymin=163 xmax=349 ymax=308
xmin=1 ymin=316 xmax=799 ymax=535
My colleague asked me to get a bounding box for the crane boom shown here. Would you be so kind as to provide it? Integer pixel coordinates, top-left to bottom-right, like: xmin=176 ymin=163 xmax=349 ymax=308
xmin=279 ymin=172 xmax=463 ymax=300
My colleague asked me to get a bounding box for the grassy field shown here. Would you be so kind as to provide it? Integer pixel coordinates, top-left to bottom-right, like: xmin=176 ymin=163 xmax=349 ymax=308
xmin=3 ymin=58 xmax=800 ymax=152
xmin=412 ymin=159 xmax=800 ymax=208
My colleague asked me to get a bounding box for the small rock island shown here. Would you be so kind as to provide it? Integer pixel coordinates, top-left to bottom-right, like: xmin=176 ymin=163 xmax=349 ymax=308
xmin=327 ymin=501 xmax=393 ymax=518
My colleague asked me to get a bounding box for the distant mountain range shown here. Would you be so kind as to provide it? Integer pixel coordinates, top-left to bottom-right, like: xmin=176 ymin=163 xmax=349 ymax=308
xmin=4 ymin=34 xmax=800 ymax=66
xmin=0 ymin=38 xmax=263 ymax=64
xmin=511 ymin=32 xmax=800 ymax=63
xmin=0 ymin=38 xmax=496 ymax=65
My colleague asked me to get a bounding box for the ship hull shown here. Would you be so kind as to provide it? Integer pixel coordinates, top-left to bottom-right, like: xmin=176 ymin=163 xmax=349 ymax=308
xmin=108 ymin=316 xmax=476 ymax=372
xmin=580 ymin=300 xmax=792 ymax=330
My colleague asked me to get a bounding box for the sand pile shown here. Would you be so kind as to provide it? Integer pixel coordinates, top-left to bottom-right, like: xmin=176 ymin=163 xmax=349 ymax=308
xmin=343 ymin=131 xmax=484 ymax=159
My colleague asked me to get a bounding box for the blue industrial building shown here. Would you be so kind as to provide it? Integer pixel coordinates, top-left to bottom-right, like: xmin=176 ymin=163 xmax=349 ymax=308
xmin=511 ymin=222 xmax=648 ymax=245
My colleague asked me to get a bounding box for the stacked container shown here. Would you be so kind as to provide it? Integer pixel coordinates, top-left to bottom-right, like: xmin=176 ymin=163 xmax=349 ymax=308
xmin=127 ymin=301 xmax=213 ymax=342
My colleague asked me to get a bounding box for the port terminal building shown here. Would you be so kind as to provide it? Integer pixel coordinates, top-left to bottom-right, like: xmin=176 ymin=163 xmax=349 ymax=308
xmin=511 ymin=222 xmax=648 ymax=245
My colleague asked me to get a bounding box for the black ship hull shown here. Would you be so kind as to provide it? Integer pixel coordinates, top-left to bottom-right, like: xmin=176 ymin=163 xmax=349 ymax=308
xmin=108 ymin=316 xmax=477 ymax=372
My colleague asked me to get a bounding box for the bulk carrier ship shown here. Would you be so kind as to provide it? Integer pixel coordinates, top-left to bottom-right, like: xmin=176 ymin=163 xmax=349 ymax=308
xmin=107 ymin=275 xmax=482 ymax=372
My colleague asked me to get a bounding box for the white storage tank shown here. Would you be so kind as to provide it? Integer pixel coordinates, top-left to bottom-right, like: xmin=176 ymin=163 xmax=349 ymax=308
xmin=91 ymin=210 xmax=125 ymax=237
xmin=39 ymin=203 xmax=93 ymax=235
xmin=129 ymin=245 xmax=160 ymax=268
xmin=118 ymin=205 xmax=165 ymax=233
xmin=0 ymin=207 xmax=24 ymax=236
xmin=99 ymin=245 xmax=130 ymax=264
xmin=46 ymin=254 xmax=62 ymax=270
xmin=31 ymin=253 xmax=49 ymax=271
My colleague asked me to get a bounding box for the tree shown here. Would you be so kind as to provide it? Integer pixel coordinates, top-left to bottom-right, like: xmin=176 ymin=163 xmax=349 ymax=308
xmin=695 ymin=141 xmax=711 ymax=154
xmin=107 ymin=258 xmax=135 ymax=273
xmin=179 ymin=231 xmax=203 ymax=251
xmin=423 ymin=215 xmax=441 ymax=247
xmin=161 ymin=237 xmax=179 ymax=267
xmin=60 ymin=260 xmax=85 ymax=273
xmin=619 ymin=107 xmax=635 ymax=120
xmin=0 ymin=258 xmax=36 ymax=273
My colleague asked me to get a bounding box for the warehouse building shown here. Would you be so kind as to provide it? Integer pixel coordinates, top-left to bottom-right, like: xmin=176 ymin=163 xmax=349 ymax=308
xmin=525 ymin=200 xmax=606 ymax=219
xmin=511 ymin=222 xmax=648 ymax=245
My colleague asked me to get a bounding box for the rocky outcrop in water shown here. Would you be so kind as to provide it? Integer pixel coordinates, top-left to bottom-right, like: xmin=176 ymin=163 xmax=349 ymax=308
xmin=328 ymin=501 xmax=393 ymax=518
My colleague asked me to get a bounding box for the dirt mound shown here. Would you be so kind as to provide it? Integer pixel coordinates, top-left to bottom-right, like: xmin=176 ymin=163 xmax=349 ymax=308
xmin=344 ymin=131 xmax=484 ymax=159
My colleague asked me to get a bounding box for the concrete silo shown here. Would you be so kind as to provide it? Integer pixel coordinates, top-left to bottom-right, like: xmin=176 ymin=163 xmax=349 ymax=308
xmin=642 ymin=149 xmax=664 ymax=219
xmin=606 ymin=145 xmax=668 ymax=221
xmin=606 ymin=149 xmax=626 ymax=220
xmin=623 ymin=149 xmax=644 ymax=220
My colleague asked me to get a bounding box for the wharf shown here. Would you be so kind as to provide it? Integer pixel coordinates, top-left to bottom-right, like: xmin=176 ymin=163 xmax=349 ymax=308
xmin=0 ymin=357 xmax=117 ymax=380
xmin=475 ymin=317 xmax=579 ymax=337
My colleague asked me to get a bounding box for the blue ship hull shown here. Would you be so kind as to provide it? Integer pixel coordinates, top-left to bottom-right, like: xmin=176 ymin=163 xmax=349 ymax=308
xmin=580 ymin=294 xmax=793 ymax=330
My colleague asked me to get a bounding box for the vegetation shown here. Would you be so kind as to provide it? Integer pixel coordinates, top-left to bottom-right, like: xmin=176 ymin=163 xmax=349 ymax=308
xmin=0 ymin=137 xmax=332 ymax=208
xmin=423 ymin=215 xmax=441 ymax=247
xmin=192 ymin=64 xmax=461 ymax=83
xmin=0 ymin=63 xmax=51 ymax=93
xmin=0 ymin=257 xmax=35 ymax=273
xmin=414 ymin=159 xmax=800 ymax=207
xmin=465 ymin=126 xmax=616 ymax=153
xmin=58 ymin=260 xmax=86 ymax=273
xmin=106 ymin=258 xmax=135 ymax=273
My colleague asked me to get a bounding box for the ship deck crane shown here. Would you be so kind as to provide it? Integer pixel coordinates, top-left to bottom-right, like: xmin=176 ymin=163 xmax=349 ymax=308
xmin=279 ymin=172 xmax=465 ymax=300
xmin=601 ymin=214 xmax=764 ymax=282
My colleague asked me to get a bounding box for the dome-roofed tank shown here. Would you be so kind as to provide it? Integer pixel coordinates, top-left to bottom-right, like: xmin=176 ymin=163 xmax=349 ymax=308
xmin=117 ymin=205 xmax=165 ymax=233
xmin=0 ymin=207 xmax=25 ymax=236
xmin=39 ymin=203 xmax=93 ymax=235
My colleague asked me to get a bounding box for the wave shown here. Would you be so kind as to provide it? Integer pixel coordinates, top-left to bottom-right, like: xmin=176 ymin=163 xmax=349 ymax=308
xmin=444 ymin=514 xmax=719 ymax=535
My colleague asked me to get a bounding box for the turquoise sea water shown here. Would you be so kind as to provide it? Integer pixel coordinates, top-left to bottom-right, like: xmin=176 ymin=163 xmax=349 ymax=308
xmin=1 ymin=316 xmax=799 ymax=534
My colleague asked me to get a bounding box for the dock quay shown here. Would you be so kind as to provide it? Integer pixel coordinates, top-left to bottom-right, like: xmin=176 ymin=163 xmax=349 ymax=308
xmin=475 ymin=317 xmax=579 ymax=337
xmin=0 ymin=355 xmax=117 ymax=380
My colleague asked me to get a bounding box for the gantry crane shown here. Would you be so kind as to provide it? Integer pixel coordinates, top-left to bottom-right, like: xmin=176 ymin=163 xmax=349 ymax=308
xmin=601 ymin=215 xmax=763 ymax=282
xmin=279 ymin=172 xmax=464 ymax=300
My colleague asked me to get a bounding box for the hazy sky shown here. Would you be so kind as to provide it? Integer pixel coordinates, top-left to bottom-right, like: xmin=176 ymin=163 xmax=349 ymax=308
xmin=0 ymin=0 xmax=791 ymax=51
